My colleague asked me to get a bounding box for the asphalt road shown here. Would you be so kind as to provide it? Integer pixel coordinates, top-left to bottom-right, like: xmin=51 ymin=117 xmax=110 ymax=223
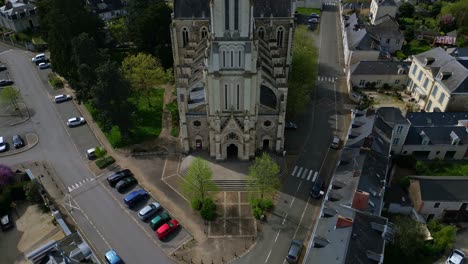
xmin=0 ymin=47 xmax=176 ymax=263
xmin=235 ymin=2 xmax=350 ymax=264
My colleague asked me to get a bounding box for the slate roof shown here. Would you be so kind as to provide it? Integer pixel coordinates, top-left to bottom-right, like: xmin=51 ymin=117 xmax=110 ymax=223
xmin=345 ymin=14 xmax=377 ymax=51
xmin=404 ymin=126 xmax=468 ymax=145
xmin=253 ymin=0 xmax=292 ymax=18
xmin=0 ymin=0 xmax=35 ymax=16
xmin=406 ymin=111 xmax=468 ymax=126
xmin=374 ymin=0 xmax=396 ymax=7
xmin=414 ymin=176 xmax=468 ymax=202
xmin=345 ymin=211 xmax=388 ymax=264
xmin=351 ymin=61 xmax=409 ymax=75
xmin=413 ymin=47 xmax=468 ymax=93
xmin=377 ymin=107 xmax=410 ymax=126
xmin=448 ymin=47 xmax=468 ymax=58
xmin=384 ymin=185 xmax=412 ymax=206
xmin=173 ymin=0 xmax=210 ymax=19
xmin=367 ymin=25 xmax=403 ymax=39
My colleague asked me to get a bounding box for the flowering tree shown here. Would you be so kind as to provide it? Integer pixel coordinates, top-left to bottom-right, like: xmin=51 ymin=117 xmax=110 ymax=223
xmin=439 ymin=14 xmax=456 ymax=33
xmin=0 ymin=164 xmax=13 ymax=188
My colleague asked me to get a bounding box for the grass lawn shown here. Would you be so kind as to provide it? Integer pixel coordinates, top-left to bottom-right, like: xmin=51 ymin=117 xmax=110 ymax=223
xmin=403 ymin=39 xmax=432 ymax=56
xmin=400 ymin=17 xmax=414 ymax=26
xmin=295 ymin=7 xmax=321 ymax=16
xmin=416 ymin=161 xmax=468 ymax=176
xmin=128 ymin=88 xmax=164 ymax=144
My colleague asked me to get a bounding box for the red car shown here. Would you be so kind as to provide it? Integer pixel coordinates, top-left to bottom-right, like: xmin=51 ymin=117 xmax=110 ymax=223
xmin=156 ymin=219 xmax=179 ymax=240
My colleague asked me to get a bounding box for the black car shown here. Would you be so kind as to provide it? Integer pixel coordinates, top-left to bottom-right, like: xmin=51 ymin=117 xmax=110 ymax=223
xmin=309 ymin=175 xmax=324 ymax=199
xmin=0 ymin=79 xmax=13 ymax=87
xmin=0 ymin=65 xmax=7 ymax=71
xmin=1 ymin=214 xmax=14 ymax=231
xmin=116 ymin=177 xmax=137 ymax=193
xmin=107 ymin=169 xmax=133 ymax=187
xmin=12 ymin=135 xmax=24 ymax=149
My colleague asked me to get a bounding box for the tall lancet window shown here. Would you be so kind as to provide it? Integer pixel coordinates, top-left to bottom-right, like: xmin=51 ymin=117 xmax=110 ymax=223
xmin=182 ymin=27 xmax=189 ymax=47
xmin=225 ymin=0 xmax=230 ymax=30
xmin=234 ymin=0 xmax=239 ymax=30
xmin=277 ymin=27 xmax=284 ymax=47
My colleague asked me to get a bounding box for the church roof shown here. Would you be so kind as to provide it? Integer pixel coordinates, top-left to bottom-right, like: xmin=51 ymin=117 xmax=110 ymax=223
xmin=253 ymin=0 xmax=292 ymax=18
xmin=173 ymin=0 xmax=210 ymax=19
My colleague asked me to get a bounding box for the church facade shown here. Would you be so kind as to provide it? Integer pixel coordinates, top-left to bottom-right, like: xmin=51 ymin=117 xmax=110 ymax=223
xmin=171 ymin=0 xmax=295 ymax=160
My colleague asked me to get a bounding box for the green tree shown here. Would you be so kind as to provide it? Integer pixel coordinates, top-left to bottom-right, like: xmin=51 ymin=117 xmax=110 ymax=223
xmin=126 ymin=0 xmax=173 ymax=68
xmin=122 ymin=53 xmax=171 ymax=107
xmin=180 ymin=158 xmax=218 ymax=207
xmin=0 ymin=86 xmax=21 ymax=117
xmin=107 ymin=17 xmax=129 ymax=44
xmin=404 ymin=26 xmax=415 ymax=41
xmin=399 ymin=3 xmax=415 ymax=18
xmin=287 ymin=26 xmax=318 ymax=117
xmin=23 ymin=180 xmax=42 ymax=204
xmin=247 ymin=153 xmax=280 ymax=201
xmin=390 ymin=216 xmax=426 ymax=259
xmin=427 ymin=220 xmax=457 ymax=253
xmin=442 ymin=0 xmax=468 ymax=34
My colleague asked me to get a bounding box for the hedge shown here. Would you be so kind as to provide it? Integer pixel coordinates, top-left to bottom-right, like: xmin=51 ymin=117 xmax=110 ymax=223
xmin=96 ymin=156 xmax=115 ymax=169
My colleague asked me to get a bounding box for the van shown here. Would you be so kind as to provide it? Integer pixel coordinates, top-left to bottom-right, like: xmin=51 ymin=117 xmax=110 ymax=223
xmin=309 ymin=176 xmax=324 ymax=199
xmin=123 ymin=189 xmax=148 ymax=208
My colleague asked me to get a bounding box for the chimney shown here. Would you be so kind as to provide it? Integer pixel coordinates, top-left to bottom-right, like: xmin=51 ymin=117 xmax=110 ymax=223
xmin=352 ymin=190 xmax=369 ymax=211
xmin=336 ymin=216 xmax=354 ymax=228
xmin=425 ymin=57 xmax=435 ymax=65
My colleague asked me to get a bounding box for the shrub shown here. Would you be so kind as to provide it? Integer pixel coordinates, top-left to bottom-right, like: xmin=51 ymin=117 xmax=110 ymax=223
xmin=95 ymin=156 xmax=115 ymax=169
xmin=0 ymin=187 xmax=12 ymax=215
xmin=0 ymin=164 xmax=14 ymax=189
xmin=252 ymin=206 xmax=263 ymax=219
xmin=398 ymin=176 xmax=411 ymax=189
xmin=191 ymin=198 xmax=203 ymax=211
xmin=250 ymin=198 xmax=274 ymax=219
xmin=170 ymin=127 xmax=179 ymax=137
xmin=24 ymin=180 xmax=42 ymax=204
xmin=94 ymin=147 xmax=107 ymax=159
xmin=107 ymin=126 xmax=123 ymax=148
xmin=383 ymin=83 xmax=391 ymax=90
xmin=200 ymin=198 xmax=217 ymax=221
xmin=9 ymin=181 xmax=26 ymax=201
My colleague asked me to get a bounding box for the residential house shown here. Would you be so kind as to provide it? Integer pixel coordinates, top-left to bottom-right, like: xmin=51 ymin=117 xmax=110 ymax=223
xmin=409 ymin=176 xmax=468 ymax=221
xmin=86 ymin=0 xmax=126 ymax=21
xmin=367 ymin=15 xmax=403 ymax=53
xmin=348 ymin=61 xmax=409 ymax=90
xmin=369 ymin=0 xmax=397 ymax=25
xmin=0 ymin=0 xmax=39 ymax=33
xmin=407 ymin=47 xmax=468 ymax=112
xmin=342 ymin=2 xmax=371 ymax=16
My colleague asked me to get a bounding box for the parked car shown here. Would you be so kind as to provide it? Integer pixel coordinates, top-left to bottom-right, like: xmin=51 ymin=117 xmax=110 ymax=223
xmin=308 ymin=18 xmax=319 ymax=23
xmin=31 ymin=53 xmax=46 ymax=63
xmin=116 ymin=177 xmax=137 ymax=193
xmin=330 ymin=135 xmax=340 ymax=149
xmin=149 ymin=212 xmax=171 ymax=230
xmin=310 ymin=13 xmax=320 ymax=18
xmin=86 ymin=148 xmax=97 ymax=160
xmin=12 ymin=134 xmax=24 ymax=149
xmin=309 ymin=175 xmax=324 ymax=199
xmin=38 ymin=62 xmax=51 ymax=69
xmin=0 ymin=214 xmax=14 ymax=231
xmin=34 ymin=58 xmax=49 ymax=65
xmin=104 ymin=250 xmax=123 ymax=264
xmin=66 ymin=117 xmax=86 ymax=127
xmin=156 ymin=219 xmax=179 ymax=240
xmin=107 ymin=169 xmax=133 ymax=187
xmin=0 ymin=79 xmax=13 ymax=87
xmin=123 ymin=189 xmax=148 ymax=208
xmin=54 ymin=94 xmax=72 ymax=103
xmin=0 ymin=136 xmax=7 ymax=152
xmin=446 ymin=249 xmax=465 ymax=264
xmin=138 ymin=202 xmax=162 ymax=221
xmin=0 ymin=65 xmax=7 ymax=71
xmin=285 ymin=121 xmax=298 ymax=130
xmin=286 ymin=239 xmax=303 ymax=263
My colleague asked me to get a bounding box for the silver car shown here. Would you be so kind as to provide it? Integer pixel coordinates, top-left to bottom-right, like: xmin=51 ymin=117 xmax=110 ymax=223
xmin=67 ymin=117 xmax=86 ymax=127
xmin=138 ymin=202 xmax=161 ymax=221
xmin=286 ymin=239 xmax=303 ymax=263
xmin=54 ymin=94 xmax=72 ymax=103
xmin=446 ymin=249 xmax=465 ymax=264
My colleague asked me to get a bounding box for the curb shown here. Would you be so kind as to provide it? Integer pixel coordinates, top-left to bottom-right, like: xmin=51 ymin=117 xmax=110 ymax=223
xmin=0 ymin=132 xmax=38 ymax=157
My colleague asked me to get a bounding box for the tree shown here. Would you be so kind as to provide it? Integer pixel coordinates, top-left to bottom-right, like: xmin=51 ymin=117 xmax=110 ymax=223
xmin=247 ymin=153 xmax=280 ymax=201
xmin=122 ymin=53 xmax=171 ymax=107
xmin=441 ymin=0 xmax=468 ymax=34
xmin=439 ymin=14 xmax=457 ymax=33
xmin=287 ymin=26 xmax=318 ymax=117
xmin=127 ymin=0 xmax=173 ymax=68
xmin=399 ymin=3 xmax=415 ymax=18
xmin=0 ymin=164 xmax=13 ymax=189
xmin=390 ymin=216 xmax=426 ymax=259
xmin=108 ymin=17 xmax=129 ymax=44
xmin=427 ymin=220 xmax=457 ymax=253
xmin=0 ymin=86 xmax=21 ymax=117
xmin=404 ymin=26 xmax=415 ymax=41
xmin=430 ymin=1 xmax=443 ymax=17
xmin=180 ymin=157 xmax=218 ymax=207
xmin=24 ymin=180 xmax=42 ymax=204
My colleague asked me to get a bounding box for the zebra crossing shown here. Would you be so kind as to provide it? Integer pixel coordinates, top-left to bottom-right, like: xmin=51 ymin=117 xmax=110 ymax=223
xmin=323 ymin=2 xmax=337 ymax=6
xmin=317 ymin=76 xmax=336 ymax=83
xmin=67 ymin=177 xmax=95 ymax=192
xmin=291 ymin=166 xmax=320 ymax=182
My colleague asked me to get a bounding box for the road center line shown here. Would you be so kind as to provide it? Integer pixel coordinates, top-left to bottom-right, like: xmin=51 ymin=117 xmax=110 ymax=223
xmin=282 ymin=213 xmax=288 ymax=225
xmin=289 ymin=197 xmax=296 ymax=208
xmin=275 ymin=231 xmax=281 ymax=242
xmin=265 ymin=250 xmax=272 ymax=263
xmin=293 ymin=196 xmax=311 ymax=239
xmin=295 ymin=181 xmax=302 ymax=193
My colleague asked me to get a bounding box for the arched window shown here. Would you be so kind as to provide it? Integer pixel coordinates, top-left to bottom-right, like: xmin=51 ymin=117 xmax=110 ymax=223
xmin=222 ymin=50 xmax=226 ymax=68
xmin=182 ymin=27 xmax=189 ymax=47
xmin=258 ymin=27 xmax=265 ymax=39
xmin=200 ymin=27 xmax=208 ymax=39
xmin=276 ymin=27 xmax=284 ymax=47
xmin=230 ymin=50 xmax=234 ymax=68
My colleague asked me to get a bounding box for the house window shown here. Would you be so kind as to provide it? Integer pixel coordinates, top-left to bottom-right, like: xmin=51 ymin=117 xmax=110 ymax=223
xmin=234 ymin=0 xmax=239 ymax=30
xmin=434 ymin=202 xmax=440 ymax=208
xmin=258 ymin=27 xmax=265 ymax=39
xmin=276 ymin=27 xmax=284 ymax=47
xmin=432 ymin=85 xmax=438 ymax=97
xmin=438 ymin=92 xmax=446 ymax=105
xmin=395 ymin=79 xmax=400 ymax=84
xmin=423 ymin=78 xmax=429 ymax=89
xmin=417 ymin=70 xmax=423 ymax=81
xmin=396 ymin=125 xmax=403 ymax=134
xmin=225 ymin=0 xmax=230 ymax=30
xmin=426 ymin=100 xmax=433 ymax=111
xmin=412 ymin=65 xmax=418 ymax=75
xmin=359 ymin=80 xmax=365 ymax=86
xmin=393 ymin=138 xmax=400 ymax=145
xmin=182 ymin=28 xmax=189 ymax=47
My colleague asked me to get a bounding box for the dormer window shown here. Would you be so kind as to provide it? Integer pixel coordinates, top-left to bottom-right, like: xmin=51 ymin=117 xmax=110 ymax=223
xmin=437 ymin=72 xmax=452 ymax=80
xmin=425 ymin=57 xmax=435 ymax=65
xmin=450 ymin=131 xmax=460 ymax=145
xmin=420 ymin=131 xmax=430 ymax=145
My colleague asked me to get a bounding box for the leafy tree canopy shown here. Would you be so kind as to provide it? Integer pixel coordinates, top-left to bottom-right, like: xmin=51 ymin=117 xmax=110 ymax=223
xmin=247 ymin=153 xmax=280 ymax=201
xmin=399 ymin=3 xmax=415 ymax=18
xmin=180 ymin=157 xmax=218 ymax=202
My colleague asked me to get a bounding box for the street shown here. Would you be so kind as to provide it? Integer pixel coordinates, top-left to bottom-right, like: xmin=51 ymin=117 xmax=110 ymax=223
xmin=235 ymin=1 xmax=351 ymax=263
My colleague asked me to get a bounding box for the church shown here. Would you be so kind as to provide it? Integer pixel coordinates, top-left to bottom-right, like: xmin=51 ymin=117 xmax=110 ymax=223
xmin=171 ymin=0 xmax=295 ymax=160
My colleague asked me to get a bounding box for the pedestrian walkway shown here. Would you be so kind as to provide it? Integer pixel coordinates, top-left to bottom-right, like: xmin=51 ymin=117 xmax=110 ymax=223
xmin=290 ymin=165 xmax=320 ymax=182
xmin=67 ymin=177 xmax=95 ymax=192
xmin=317 ymin=76 xmax=336 ymax=83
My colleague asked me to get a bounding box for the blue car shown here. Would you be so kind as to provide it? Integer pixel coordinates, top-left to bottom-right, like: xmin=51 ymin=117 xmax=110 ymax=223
xmin=123 ymin=189 xmax=148 ymax=208
xmin=104 ymin=250 xmax=123 ymax=264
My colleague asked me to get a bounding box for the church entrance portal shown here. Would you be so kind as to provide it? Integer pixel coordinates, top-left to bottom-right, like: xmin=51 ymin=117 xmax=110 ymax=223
xmin=263 ymin=139 xmax=270 ymax=150
xmin=227 ymin=144 xmax=238 ymax=159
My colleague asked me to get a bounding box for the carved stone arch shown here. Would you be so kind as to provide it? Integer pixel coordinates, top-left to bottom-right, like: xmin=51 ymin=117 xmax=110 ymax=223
xmin=181 ymin=26 xmax=190 ymax=47
xmin=200 ymin=26 xmax=209 ymax=39
xmin=276 ymin=26 xmax=285 ymax=47
xmin=261 ymin=134 xmax=273 ymax=150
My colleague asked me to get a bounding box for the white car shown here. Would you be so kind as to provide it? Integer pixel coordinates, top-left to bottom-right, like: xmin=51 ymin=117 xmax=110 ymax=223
xmin=32 ymin=53 xmax=45 ymax=63
xmin=0 ymin=136 xmax=7 ymax=152
xmin=54 ymin=94 xmax=72 ymax=103
xmin=138 ymin=202 xmax=161 ymax=221
xmin=38 ymin=62 xmax=51 ymax=69
xmin=67 ymin=117 xmax=86 ymax=127
xmin=447 ymin=249 xmax=465 ymax=264
xmin=331 ymin=135 xmax=341 ymax=149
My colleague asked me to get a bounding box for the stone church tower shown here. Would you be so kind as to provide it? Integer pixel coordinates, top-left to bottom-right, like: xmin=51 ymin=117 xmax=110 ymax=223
xmin=171 ymin=0 xmax=294 ymax=160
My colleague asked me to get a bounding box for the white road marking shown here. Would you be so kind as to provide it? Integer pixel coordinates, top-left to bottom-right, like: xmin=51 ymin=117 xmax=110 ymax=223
xmin=297 ymin=167 xmax=303 ymax=178
xmin=282 ymin=213 xmax=288 ymax=225
xmin=289 ymin=197 xmax=296 ymax=208
xmin=296 ymin=181 xmax=302 ymax=193
xmin=265 ymin=250 xmax=272 ymax=263
xmin=293 ymin=196 xmax=312 ymax=239
xmin=275 ymin=231 xmax=281 ymax=242
xmin=291 ymin=166 xmax=298 ymax=176
xmin=312 ymin=171 xmax=318 ymax=182
xmin=301 ymin=169 xmax=309 ymax=179
xmin=68 ymin=186 xmax=73 ymax=192
xmin=307 ymin=170 xmax=313 ymax=181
